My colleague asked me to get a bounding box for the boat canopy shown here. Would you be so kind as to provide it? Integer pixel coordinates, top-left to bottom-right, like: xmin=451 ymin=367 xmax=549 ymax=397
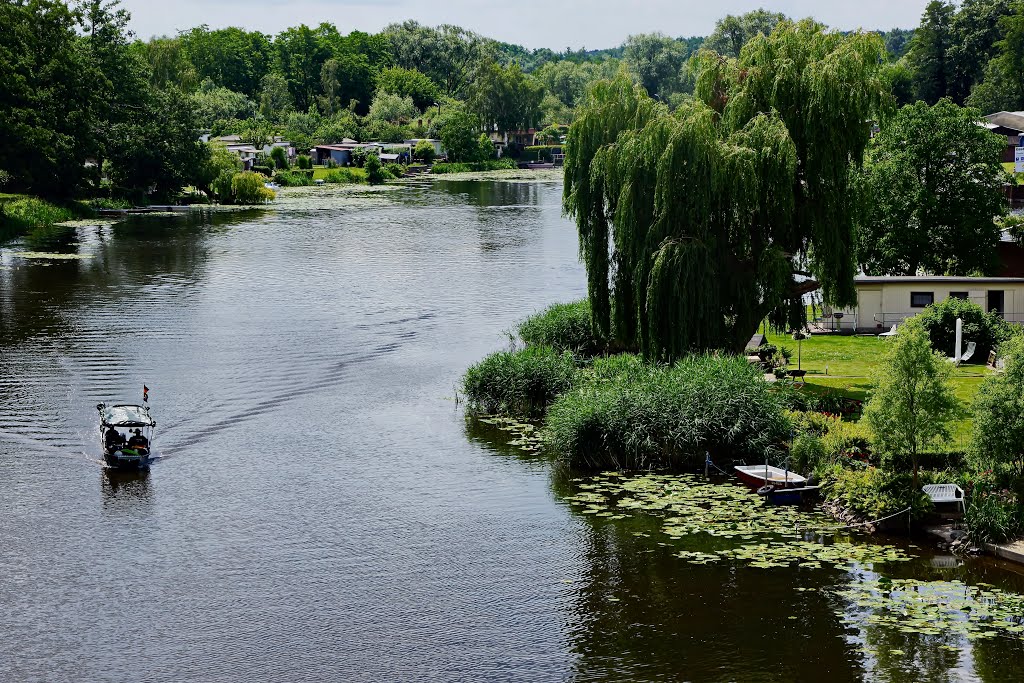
xmin=100 ymin=404 xmax=155 ymax=428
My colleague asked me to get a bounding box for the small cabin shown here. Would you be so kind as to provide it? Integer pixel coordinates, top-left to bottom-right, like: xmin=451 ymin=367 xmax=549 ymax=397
xmin=832 ymin=276 xmax=1024 ymax=332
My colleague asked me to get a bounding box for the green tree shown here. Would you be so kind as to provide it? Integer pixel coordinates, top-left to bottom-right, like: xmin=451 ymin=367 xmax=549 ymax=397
xmin=258 ymin=72 xmax=294 ymax=121
xmin=179 ymin=26 xmax=271 ymax=99
xmin=864 ymin=318 xmax=962 ymax=487
xmin=366 ymin=91 xmax=418 ymax=125
xmin=971 ymin=336 xmax=1024 ymax=478
xmin=564 ymin=22 xmax=889 ymax=357
xmin=192 ymin=79 xmax=256 ymax=127
xmin=622 ymin=33 xmax=689 ymax=97
xmin=438 ymin=109 xmax=480 ymax=162
xmin=946 ymin=0 xmax=1014 ymax=104
xmin=104 ymin=87 xmax=211 ymax=200
xmin=907 ymin=1 xmax=956 ymax=103
xmin=318 ymin=53 xmax=375 ymax=115
xmin=231 ymin=171 xmax=274 ymax=203
xmin=382 ymin=21 xmax=484 ymax=96
xmin=239 ymin=119 xmax=275 ymax=149
xmin=0 ymin=0 xmax=100 ymax=196
xmin=365 ymin=152 xmax=386 ymax=184
xmin=133 ymin=36 xmax=196 ymax=90
xmin=274 ymin=24 xmax=331 ymax=112
xmin=859 ymin=99 xmax=1008 ymax=276
xmin=269 ymin=146 xmax=288 ymax=169
xmin=476 ymin=134 xmax=494 ymax=162
xmin=468 ymin=59 xmax=544 ymax=135
xmin=197 ymin=143 xmax=242 ymax=196
xmin=702 ymin=9 xmax=788 ymax=57
xmin=969 ymin=3 xmax=1024 ymax=112
xmin=413 ymin=140 xmax=436 ymax=163
xmin=376 ymin=66 xmax=439 ymax=111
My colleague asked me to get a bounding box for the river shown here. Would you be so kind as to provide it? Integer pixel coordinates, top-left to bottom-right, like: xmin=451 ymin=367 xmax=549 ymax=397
xmin=1 ymin=178 xmax=1023 ymax=682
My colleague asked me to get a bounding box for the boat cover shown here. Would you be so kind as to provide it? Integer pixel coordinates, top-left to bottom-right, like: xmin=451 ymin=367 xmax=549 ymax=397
xmin=101 ymin=404 xmax=155 ymax=427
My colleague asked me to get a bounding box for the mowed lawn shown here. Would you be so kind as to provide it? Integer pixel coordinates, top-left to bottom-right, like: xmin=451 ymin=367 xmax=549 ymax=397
xmin=765 ymin=332 xmax=990 ymax=448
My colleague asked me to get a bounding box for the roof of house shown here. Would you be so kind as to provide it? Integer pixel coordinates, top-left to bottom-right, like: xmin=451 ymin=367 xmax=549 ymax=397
xmin=984 ymin=111 xmax=1024 ymax=132
xmin=856 ymin=276 xmax=1024 ymax=285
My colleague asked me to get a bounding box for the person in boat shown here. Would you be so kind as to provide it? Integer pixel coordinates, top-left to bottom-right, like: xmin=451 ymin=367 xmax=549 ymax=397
xmin=127 ymin=428 xmax=149 ymax=452
xmin=105 ymin=426 xmax=126 ymax=452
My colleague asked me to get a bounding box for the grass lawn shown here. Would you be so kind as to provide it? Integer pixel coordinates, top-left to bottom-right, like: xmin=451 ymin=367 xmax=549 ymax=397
xmin=766 ymin=332 xmax=989 ymax=449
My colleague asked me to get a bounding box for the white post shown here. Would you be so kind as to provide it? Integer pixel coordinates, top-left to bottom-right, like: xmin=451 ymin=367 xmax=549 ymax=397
xmin=955 ymin=317 xmax=963 ymax=362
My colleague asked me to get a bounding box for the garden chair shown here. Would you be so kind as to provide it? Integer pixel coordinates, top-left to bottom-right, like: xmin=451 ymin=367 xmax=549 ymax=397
xmin=878 ymin=324 xmax=898 ymax=337
xmin=922 ymin=484 xmax=966 ymax=515
xmin=947 ymin=341 xmax=976 ymax=365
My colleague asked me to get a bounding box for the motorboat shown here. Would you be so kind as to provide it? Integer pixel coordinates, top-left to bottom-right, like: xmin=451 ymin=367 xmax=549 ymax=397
xmin=734 ymin=464 xmax=807 ymax=490
xmin=98 ymin=403 xmax=156 ymax=469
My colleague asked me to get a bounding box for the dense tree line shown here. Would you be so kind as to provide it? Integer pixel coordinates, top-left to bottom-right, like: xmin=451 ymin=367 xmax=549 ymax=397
xmin=0 ymin=0 xmax=1019 ymax=207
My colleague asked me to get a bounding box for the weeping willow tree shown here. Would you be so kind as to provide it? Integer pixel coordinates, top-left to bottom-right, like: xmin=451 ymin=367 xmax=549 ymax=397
xmin=564 ymin=20 xmax=889 ymax=358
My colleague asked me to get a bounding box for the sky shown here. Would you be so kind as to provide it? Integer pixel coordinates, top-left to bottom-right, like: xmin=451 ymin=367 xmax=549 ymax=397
xmin=119 ymin=0 xmax=930 ymax=49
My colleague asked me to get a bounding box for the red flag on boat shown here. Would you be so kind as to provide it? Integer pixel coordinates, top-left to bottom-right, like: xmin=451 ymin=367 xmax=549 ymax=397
xmin=143 ymin=385 xmax=149 ymax=402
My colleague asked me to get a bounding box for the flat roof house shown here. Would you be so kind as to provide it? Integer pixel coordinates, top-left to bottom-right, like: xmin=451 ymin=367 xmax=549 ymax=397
xmin=833 ymin=276 xmax=1024 ymax=332
xmin=982 ymin=111 xmax=1024 ymax=163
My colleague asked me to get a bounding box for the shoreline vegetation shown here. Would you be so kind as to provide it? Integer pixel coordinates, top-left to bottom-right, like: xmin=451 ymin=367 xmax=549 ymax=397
xmin=462 ymin=299 xmax=1024 ymax=552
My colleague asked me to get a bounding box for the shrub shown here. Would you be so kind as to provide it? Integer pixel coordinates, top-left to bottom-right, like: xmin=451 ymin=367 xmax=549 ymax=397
xmin=545 ymin=354 xmax=791 ymax=470
xmin=916 ymin=296 xmax=1015 ymax=362
xmin=971 ymin=335 xmax=1024 ymax=479
xmin=518 ymin=300 xmax=604 ymax=356
xmin=791 ymin=433 xmax=828 ymax=475
xmin=87 ymin=198 xmax=131 ymax=210
xmin=825 ymin=467 xmax=933 ymax=521
xmin=323 ymin=168 xmax=367 ymax=184
xmin=0 ymin=169 xmax=11 ymax=188
xmin=385 ymin=162 xmax=405 ymax=178
xmin=366 ymin=153 xmax=386 ymax=185
xmin=212 ymin=170 xmax=236 ymax=202
xmin=965 ymin=488 xmax=1022 ymax=544
xmin=462 ymin=346 xmax=577 ymax=419
xmin=251 ymin=165 xmax=273 ymax=177
xmin=231 ymin=171 xmax=275 ymax=204
xmin=269 ymin=146 xmax=289 ymax=170
xmin=296 ymin=155 xmax=313 ymax=169
xmin=273 ymin=170 xmax=313 ymax=187
xmin=414 ymin=140 xmax=436 ymax=163
xmin=431 ymin=159 xmax=518 ymax=174
xmin=325 ymin=158 xmax=340 ymax=169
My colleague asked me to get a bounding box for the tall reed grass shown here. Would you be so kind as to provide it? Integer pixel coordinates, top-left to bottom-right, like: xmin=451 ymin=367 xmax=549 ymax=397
xmin=462 ymin=346 xmax=577 ymax=419
xmin=545 ymin=354 xmax=791 ymax=470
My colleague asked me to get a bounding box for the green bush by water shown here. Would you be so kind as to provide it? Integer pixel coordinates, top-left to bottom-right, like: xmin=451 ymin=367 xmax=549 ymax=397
xmin=0 ymin=197 xmax=75 ymax=230
xmin=323 ymin=168 xmax=367 ymax=184
xmin=545 ymin=354 xmax=791 ymax=470
xmin=462 ymin=346 xmax=577 ymax=419
xmin=274 ymin=170 xmax=314 ymax=187
xmin=431 ymin=159 xmax=518 ymax=174
xmin=518 ymin=300 xmax=604 ymax=356
xmin=824 ymin=467 xmax=934 ymax=521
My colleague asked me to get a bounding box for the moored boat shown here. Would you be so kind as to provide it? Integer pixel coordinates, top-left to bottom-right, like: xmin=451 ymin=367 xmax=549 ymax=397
xmin=734 ymin=464 xmax=807 ymax=490
xmin=98 ymin=403 xmax=156 ymax=469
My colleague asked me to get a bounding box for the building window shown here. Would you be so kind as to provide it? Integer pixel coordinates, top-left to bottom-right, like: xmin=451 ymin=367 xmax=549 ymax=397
xmin=910 ymin=292 xmax=934 ymax=308
xmin=948 ymin=292 xmax=969 ymax=300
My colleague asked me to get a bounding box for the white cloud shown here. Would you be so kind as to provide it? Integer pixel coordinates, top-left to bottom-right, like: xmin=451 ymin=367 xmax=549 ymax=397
xmin=120 ymin=0 xmax=929 ymax=49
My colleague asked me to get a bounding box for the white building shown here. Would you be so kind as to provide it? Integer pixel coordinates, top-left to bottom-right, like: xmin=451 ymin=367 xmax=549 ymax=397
xmin=830 ymin=276 xmax=1024 ymax=332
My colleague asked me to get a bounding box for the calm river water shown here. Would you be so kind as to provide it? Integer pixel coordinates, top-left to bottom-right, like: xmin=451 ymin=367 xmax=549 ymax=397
xmin=1 ymin=178 xmax=1023 ymax=682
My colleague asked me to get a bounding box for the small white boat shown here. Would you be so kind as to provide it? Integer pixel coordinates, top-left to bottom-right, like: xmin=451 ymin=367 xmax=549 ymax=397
xmin=734 ymin=464 xmax=807 ymax=490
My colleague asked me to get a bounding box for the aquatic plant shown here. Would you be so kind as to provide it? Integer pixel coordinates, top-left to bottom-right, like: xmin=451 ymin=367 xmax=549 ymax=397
xmin=836 ymin=578 xmax=1024 ymax=643
xmin=545 ymin=354 xmax=790 ymax=470
xmin=462 ymin=346 xmax=577 ymax=419
xmin=517 ymin=300 xmax=605 ymax=356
